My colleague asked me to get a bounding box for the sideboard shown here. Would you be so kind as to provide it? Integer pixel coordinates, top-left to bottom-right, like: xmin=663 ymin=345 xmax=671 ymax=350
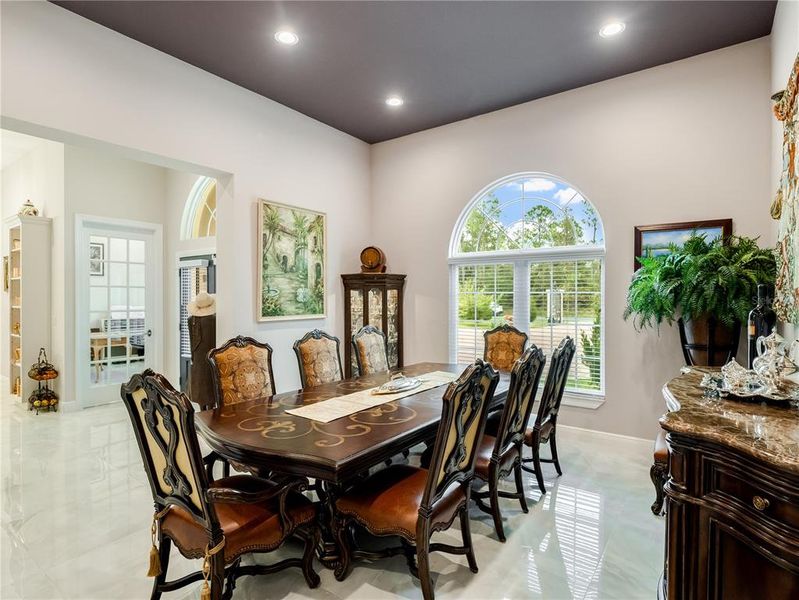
xmin=659 ymin=369 xmax=799 ymax=599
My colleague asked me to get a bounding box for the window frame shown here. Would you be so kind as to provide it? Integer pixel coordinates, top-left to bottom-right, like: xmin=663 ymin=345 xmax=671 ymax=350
xmin=448 ymin=173 xmax=606 ymax=409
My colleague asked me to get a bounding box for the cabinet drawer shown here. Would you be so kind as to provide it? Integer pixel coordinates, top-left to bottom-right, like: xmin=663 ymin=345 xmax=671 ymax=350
xmin=706 ymin=462 xmax=799 ymax=532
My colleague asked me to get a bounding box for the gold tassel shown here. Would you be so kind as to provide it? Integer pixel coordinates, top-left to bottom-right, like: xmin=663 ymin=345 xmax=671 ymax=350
xmin=200 ymin=581 xmax=211 ymax=600
xmin=199 ymin=537 xmax=226 ymax=600
xmin=147 ymin=543 xmax=162 ymax=578
xmin=146 ymin=508 xmax=169 ymax=578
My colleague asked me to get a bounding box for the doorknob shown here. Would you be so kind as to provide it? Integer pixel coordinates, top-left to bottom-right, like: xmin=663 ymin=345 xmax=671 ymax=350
xmin=146 ymin=329 xmax=153 ymax=337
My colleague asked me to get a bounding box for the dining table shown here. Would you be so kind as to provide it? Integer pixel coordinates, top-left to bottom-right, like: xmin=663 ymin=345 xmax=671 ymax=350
xmin=195 ymin=361 xmax=510 ymax=567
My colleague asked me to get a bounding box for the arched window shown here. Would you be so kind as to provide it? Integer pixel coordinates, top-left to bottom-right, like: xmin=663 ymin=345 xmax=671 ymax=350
xmin=449 ymin=173 xmax=605 ymax=404
xmin=180 ymin=176 xmax=217 ymax=240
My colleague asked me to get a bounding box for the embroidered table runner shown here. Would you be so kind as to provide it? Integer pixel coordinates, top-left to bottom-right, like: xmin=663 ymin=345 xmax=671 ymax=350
xmin=285 ymin=371 xmax=459 ymax=423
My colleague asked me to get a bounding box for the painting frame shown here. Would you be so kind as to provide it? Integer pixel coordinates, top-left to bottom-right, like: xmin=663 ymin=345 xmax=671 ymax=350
xmin=257 ymin=199 xmax=327 ymax=322
xmin=633 ymin=219 xmax=733 ymax=270
xmin=89 ymin=242 xmax=105 ymax=276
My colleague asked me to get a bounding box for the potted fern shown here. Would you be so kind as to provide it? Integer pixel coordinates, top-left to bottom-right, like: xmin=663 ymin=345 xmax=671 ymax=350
xmin=624 ymin=235 xmax=776 ymax=366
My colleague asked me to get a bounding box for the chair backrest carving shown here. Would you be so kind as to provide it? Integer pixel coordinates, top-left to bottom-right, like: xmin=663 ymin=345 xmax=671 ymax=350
xmin=293 ymin=329 xmax=343 ymax=389
xmin=352 ymin=325 xmax=389 ymax=376
xmin=493 ymin=345 xmax=546 ymax=456
xmin=483 ymin=324 xmax=528 ymax=371
xmin=533 ymin=337 xmax=576 ymax=431
xmin=120 ymin=370 xmax=216 ymax=531
xmin=208 ymin=335 xmax=275 ymax=407
xmin=422 ymin=360 xmax=499 ymax=511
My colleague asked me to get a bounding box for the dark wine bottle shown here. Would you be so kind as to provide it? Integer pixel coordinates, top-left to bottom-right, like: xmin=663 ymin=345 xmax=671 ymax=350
xmin=747 ymin=284 xmax=777 ymax=369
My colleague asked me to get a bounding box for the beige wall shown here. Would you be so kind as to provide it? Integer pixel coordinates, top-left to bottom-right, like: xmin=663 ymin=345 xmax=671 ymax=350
xmin=1 ymin=1 xmax=371 ymax=401
xmin=370 ymin=39 xmax=773 ymax=439
xmin=61 ymin=145 xmax=170 ymax=405
xmin=772 ymin=1 xmax=799 ymax=341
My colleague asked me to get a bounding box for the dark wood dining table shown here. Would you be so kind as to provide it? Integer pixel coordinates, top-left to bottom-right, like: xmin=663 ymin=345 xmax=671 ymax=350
xmin=195 ymin=362 xmax=509 ymax=484
xmin=195 ymin=361 xmax=509 ymax=566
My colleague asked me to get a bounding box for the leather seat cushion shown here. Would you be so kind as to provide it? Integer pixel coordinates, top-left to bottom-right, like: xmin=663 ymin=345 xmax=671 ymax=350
xmin=654 ymin=429 xmax=669 ymax=463
xmin=336 ymin=465 xmax=465 ymax=541
xmin=474 ymin=435 xmax=520 ymax=479
xmin=524 ymin=421 xmax=554 ymax=446
xmin=161 ymin=475 xmax=316 ymax=562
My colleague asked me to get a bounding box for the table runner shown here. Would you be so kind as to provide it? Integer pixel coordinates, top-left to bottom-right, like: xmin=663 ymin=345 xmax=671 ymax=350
xmin=285 ymin=370 xmax=459 ymax=423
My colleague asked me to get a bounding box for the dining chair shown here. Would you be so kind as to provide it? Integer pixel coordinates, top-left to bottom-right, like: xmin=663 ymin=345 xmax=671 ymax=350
xmin=206 ymin=336 xmax=277 ymax=478
xmin=472 ymin=345 xmax=546 ymax=541
xmin=120 ymin=370 xmax=319 ymax=600
xmin=522 ymin=336 xmax=576 ymax=494
xmin=333 ymin=360 xmax=499 ymax=600
xmin=208 ymin=335 xmax=276 ymax=407
xmin=293 ymin=329 xmax=343 ymax=389
xmin=483 ymin=324 xmax=528 ymax=372
xmin=352 ymin=325 xmax=389 ymax=376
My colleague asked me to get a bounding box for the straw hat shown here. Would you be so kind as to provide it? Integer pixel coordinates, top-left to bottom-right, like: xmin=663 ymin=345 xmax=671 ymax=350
xmin=187 ymin=292 xmax=216 ymax=317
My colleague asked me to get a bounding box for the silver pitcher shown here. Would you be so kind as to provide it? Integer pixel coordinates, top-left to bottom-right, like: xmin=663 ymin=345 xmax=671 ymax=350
xmin=753 ymin=329 xmax=799 ymax=393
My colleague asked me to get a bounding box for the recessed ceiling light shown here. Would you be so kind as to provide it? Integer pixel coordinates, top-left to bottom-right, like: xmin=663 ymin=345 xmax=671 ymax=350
xmin=599 ymin=22 xmax=626 ymax=38
xmin=274 ymin=30 xmax=299 ymax=46
xmin=385 ymin=96 xmax=404 ymax=107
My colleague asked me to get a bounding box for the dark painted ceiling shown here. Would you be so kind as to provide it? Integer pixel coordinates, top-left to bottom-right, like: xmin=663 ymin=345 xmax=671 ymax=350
xmin=52 ymin=1 xmax=776 ymax=144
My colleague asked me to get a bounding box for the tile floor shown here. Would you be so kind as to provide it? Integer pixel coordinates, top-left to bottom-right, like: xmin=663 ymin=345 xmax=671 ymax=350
xmin=0 ymin=386 xmax=664 ymax=600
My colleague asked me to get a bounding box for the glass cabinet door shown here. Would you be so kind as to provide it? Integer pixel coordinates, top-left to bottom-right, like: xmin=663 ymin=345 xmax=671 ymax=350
xmin=387 ymin=288 xmax=399 ymax=368
xmin=350 ymin=289 xmax=363 ymax=375
xmin=367 ymin=287 xmax=383 ymax=327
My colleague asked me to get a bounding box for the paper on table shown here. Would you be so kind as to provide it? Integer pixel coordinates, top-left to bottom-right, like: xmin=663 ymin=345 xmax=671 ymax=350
xmin=285 ymin=370 xmax=460 ymax=423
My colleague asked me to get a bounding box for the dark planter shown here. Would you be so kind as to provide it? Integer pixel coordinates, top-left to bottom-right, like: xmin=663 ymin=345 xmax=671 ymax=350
xmin=678 ymin=316 xmax=740 ymax=367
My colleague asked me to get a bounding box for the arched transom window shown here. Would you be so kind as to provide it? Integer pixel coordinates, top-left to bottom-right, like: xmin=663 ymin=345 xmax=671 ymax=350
xmin=449 ymin=173 xmax=605 ymax=402
xmin=181 ymin=176 xmax=217 ymax=240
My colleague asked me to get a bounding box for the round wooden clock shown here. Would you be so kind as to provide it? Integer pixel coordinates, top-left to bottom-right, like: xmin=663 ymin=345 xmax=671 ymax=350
xmin=360 ymin=246 xmax=387 ymax=273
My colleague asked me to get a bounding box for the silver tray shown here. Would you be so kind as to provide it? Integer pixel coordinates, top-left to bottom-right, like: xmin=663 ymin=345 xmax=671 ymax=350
xmin=700 ymin=375 xmax=799 ymax=403
xmin=371 ymin=376 xmax=422 ymax=395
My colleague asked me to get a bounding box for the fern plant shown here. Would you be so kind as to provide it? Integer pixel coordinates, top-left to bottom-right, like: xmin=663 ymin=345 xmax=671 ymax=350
xmin=624 ymin=234 xmax=776 ymax=330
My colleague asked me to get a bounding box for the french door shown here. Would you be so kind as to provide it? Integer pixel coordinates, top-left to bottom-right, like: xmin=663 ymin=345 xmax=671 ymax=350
xmin=77 ymin=217 xmax=162 ymax=407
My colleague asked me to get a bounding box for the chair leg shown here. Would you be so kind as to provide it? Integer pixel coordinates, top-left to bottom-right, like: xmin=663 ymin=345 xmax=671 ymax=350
xmin=210 ymin=552 xmax=225 ymax=600
xmin=550 ymin=432 xmax=563 ymax=476
xmin=459 ymin=508 xmax=479 ymax=573
xmin=416 ymin=528 xmax=435 ymax=600
xmin=488 ymin=476 xmax=506 ymax=543
xmin=150 ymin=535 xmax=171 ymax=600
xmin=301 ymin=528 xmax=321 ymax=588
xmin=532 ymin=445 xmax=547 ymax=495
xmin=514 ymin=463 xmax=529 ymax=514
xmin=650 ymin=462 xmax=667 ymax=516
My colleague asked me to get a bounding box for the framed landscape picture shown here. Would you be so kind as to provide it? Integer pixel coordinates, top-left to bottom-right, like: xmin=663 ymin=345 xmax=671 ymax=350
xmin=633 ymin=219 xmax=732 ymax=270
xmin=257 ymin=199 xmax=326 ymax=321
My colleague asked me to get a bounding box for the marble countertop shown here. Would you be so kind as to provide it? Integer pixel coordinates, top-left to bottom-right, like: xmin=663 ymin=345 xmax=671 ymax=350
xmin=660 ymin=368 xmax=799 ymax=474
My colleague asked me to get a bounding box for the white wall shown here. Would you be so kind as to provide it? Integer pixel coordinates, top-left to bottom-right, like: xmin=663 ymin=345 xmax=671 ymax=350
xmin=772 ymin=1 xmax=799 ymax=341
xmin=1 ymin=1 xmax=371 ymax=401
xmin=370 ymin=39 xmax=773 ymax=439
xmin=0 ymin=138 xmax=64 ymax=386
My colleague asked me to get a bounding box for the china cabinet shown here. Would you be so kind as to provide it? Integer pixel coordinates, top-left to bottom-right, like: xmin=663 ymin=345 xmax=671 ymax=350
xmin=4 ymin=215 xmax=52 ymax=401
xmin=341 ymin=273 xmax=405 ymax=377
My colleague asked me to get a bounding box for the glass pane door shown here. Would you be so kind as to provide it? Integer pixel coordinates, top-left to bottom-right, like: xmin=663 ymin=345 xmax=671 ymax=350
xmin=88 ymin=234 xmax=148 ymax=387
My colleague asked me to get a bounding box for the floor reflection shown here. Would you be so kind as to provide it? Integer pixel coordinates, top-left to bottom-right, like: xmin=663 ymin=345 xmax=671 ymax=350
xmin=0 ymin=383 xmax=663 ymax=599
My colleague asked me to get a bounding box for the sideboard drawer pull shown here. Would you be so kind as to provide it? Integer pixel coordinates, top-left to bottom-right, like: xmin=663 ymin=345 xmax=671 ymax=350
xmin=753 ymin=495 xmax=770 ymax=511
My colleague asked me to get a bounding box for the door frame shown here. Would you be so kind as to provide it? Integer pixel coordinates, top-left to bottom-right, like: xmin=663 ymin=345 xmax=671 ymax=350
xmin=173 ymin=247 xmax=216 ymax=387
xmin=75 ymin=214 xmax=163 ymax=407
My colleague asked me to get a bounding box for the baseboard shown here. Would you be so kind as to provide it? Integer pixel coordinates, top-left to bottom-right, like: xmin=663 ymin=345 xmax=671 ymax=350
xmin=558 ymin=423 xmax=650 ymax=443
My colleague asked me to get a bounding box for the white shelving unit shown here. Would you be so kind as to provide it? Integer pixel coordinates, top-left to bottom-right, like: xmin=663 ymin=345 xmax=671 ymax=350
xmin=5 ymin=215 xmax=52 ymax=402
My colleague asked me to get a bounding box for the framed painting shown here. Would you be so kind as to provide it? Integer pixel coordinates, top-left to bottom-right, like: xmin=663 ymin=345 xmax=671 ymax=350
xmin=633 ymin=219 xmax=732 ymax=270
xmin=89 ymin=242 xmax=105 ymax=276
xmin=257 ymin=199 xmax=326 ymax=321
